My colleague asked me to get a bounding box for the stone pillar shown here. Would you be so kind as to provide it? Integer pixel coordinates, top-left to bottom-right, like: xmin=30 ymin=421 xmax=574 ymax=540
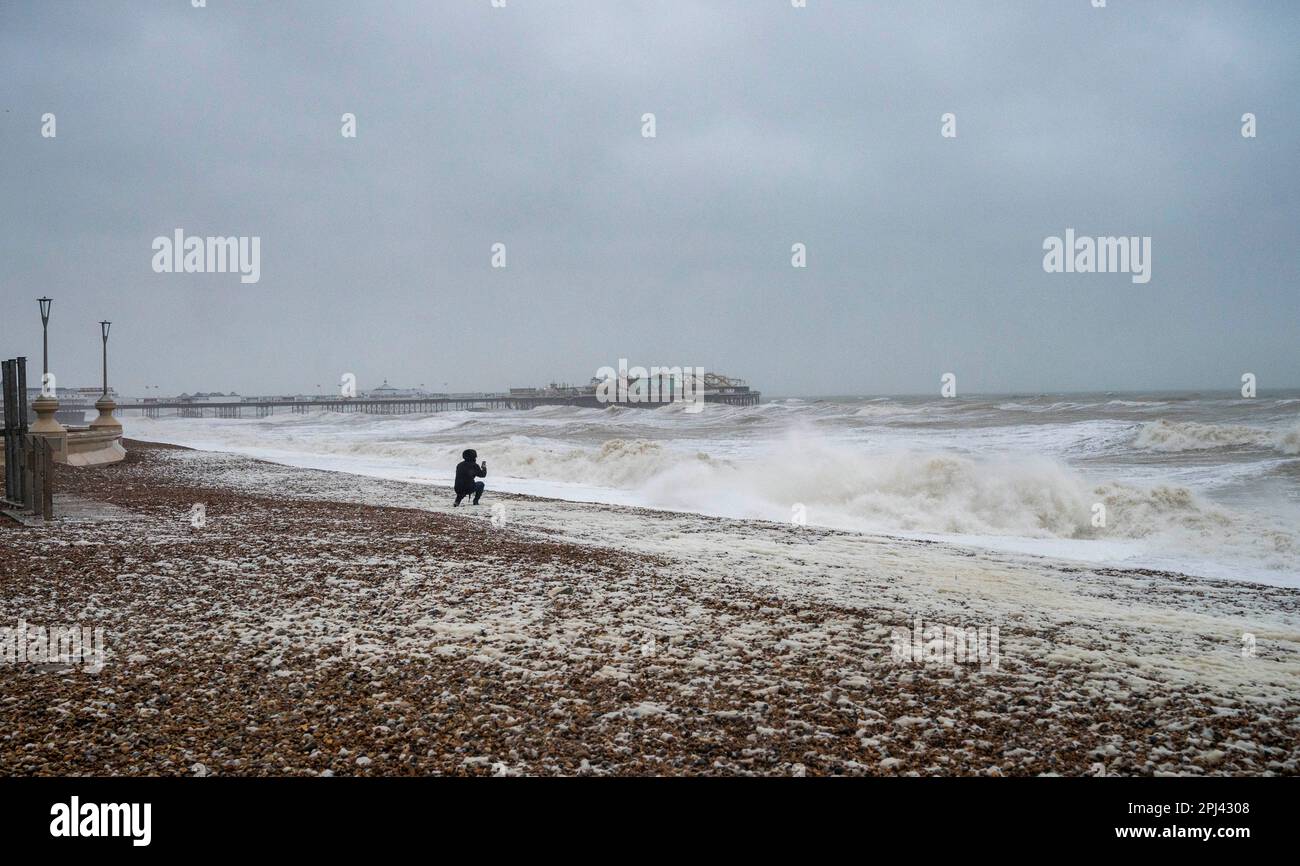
xmin=90 ymin=394 xmax=122 ymax=430
xmin=30 ymin=393 xmax=67 ymax=461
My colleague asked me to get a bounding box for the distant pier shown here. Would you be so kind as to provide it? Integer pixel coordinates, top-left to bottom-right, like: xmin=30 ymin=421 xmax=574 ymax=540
xmin=118 ymin=390 xmax=760 ymax=419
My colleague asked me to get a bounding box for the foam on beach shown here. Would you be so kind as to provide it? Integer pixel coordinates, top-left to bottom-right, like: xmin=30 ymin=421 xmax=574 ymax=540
xmin=4 ymin=443 xmax=1298 ymax=776
xmin=122 ymin=403 xmax=1300 ymax=586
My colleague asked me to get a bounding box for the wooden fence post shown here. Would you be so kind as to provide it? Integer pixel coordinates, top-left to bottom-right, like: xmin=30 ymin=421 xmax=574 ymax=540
xmin=26 ymin=436 xmax=39 ymax=514
xmin=40 ymin=438 xmax=53 ymax=520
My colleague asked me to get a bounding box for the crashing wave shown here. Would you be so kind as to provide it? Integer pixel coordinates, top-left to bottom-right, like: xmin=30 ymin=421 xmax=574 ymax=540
xmin=1135 ymin=419 xmax=1300 ymax=454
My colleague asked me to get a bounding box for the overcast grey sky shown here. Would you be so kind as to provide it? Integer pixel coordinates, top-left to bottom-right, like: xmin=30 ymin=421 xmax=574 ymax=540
xmin=2 ymin=0 xmax=1297 ymax=397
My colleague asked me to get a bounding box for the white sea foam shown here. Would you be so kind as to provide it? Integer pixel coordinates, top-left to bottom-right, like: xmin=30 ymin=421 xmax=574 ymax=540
xmin=122 ymin=395 xmax=1300 ymax=585
xmin=1135 ymin=419 xmax=1300 ymax=454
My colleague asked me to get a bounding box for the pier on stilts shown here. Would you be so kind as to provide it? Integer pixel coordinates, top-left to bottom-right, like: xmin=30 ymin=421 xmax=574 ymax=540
xmin=120 ymin=389 xmax=761 ymax=420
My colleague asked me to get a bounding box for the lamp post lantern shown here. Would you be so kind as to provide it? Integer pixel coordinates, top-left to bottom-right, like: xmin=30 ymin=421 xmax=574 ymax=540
xmin=38 ymin=297 xmax=52 ymax=379
xmin=100 ymin=321 xmax=111 ymax=396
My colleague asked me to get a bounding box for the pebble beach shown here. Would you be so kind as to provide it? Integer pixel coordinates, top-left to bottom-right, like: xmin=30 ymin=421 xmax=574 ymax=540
xmin=1 ymin=441 xmax=1297 ymax=777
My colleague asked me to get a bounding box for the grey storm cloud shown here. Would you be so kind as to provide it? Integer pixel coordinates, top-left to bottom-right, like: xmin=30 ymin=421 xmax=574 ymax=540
xmin=1 ymin=0 xmax=1297 ymax=397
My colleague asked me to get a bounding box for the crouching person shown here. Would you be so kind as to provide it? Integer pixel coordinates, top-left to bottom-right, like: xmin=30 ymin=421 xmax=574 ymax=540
xmin=454 ymin=449 xmax=486 ymax=506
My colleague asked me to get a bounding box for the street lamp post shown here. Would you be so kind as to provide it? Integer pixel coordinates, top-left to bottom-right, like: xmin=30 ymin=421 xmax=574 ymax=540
xmin=90 ymin=320 xmax=121 ymax=431
xmin=99 ymin=321 xmax=111 ymax=396
xmin=30 ymin=297 xmax=66 ymax=440
xmin=38 ymin=297 xmax=52 ymax=383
